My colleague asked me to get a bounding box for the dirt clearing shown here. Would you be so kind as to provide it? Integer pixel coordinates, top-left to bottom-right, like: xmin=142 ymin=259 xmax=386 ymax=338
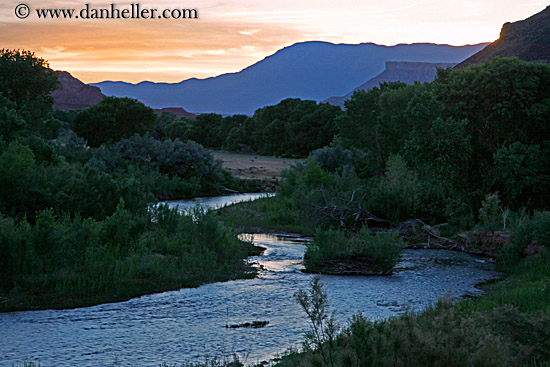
xmin=210 ymin=150 xmax=304 ymax=180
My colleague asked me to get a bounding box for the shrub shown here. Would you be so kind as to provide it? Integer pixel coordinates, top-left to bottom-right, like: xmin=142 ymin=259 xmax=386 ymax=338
xmin=304 ymin=228 xmax=404 ymax=275
xmin=366 ymin=155 xmax=423 ymax=223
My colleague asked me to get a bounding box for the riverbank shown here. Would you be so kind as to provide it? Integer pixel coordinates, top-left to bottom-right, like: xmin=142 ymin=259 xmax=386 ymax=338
xmin=0 ymin=206 xmax=265 ymax=313
xmin=2 ymin=233 xmax=502 ymax=367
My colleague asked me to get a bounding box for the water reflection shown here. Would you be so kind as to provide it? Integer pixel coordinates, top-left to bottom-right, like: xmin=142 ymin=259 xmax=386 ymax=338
xmin=159 ymin=193 xmax=275 ymax=212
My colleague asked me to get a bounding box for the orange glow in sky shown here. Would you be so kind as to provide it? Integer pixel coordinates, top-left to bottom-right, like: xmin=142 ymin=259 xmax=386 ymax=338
xmin=1 ymin=0 xmax=548 ymax=83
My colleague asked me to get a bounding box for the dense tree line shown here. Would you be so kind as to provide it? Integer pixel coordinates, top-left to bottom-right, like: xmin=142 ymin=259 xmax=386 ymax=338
xmin=220 ymin=57 xmax=550 ymax=278
xmin=154 ymin=98 xmax=342 ymax=157
xmin=279 ymin=58 xmax=550 ymax=232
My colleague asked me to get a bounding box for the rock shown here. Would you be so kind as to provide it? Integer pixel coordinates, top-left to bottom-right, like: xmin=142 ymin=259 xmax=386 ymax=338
xmin=51 ymin=71 xmax=104 ymax=110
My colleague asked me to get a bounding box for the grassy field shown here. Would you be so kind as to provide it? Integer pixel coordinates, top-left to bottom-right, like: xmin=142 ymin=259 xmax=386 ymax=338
xmin=210 ymin=150 xmax=305 ymax=181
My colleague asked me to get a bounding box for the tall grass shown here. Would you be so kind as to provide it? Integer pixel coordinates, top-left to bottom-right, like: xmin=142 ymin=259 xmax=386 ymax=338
xmin=304 ymin=228 xmax=404 ymax=274
xmin=217 ymin=196 xmax=312 ymax=235
xmin=0 ymin=203 xmax=259 ymax=311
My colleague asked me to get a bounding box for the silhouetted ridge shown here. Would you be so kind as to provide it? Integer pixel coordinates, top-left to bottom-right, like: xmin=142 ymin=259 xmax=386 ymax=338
xmin=458 ymin=6 xmax=550 ymax=67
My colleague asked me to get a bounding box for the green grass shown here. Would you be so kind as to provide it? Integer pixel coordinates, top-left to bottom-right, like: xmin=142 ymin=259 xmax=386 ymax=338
xmin=0 ymin=205 xmax=263 ymax=312
xmin=459 ymin=250 xmax=550 ymax=314
xmin=217 ymin=196 xmax=315 ymax=236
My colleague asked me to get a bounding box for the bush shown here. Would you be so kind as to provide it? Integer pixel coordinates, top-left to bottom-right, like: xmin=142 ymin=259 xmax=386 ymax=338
xmin=304 ymin=228 xmax=404 ymax=275
xmin=280 ymin=299 xmax=512 ymax=367
xmin=0 ymin=204 xmax=255 ymax=311
xmin=310 ymin=146 xmax=352 ymax=173
xmin=88 ymin=135 xmax=226 ymax=198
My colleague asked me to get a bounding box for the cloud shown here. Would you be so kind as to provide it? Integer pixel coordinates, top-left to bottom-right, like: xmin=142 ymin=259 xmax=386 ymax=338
xmin=0 ymin=0 xmax=548 ymax=82
xmin=239 ymin=29 xmax=259 ymax=36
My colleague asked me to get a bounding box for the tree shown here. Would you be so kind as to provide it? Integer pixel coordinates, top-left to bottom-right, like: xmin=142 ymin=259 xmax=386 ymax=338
xmin=0 ymin=49 xmax=58 ymax=121
xmin=250 ymin=98 xmax=341 ymax=157
xmin=0 ymin=94 xmax=27 ymax=142
xmin=434 ymin=57 xmax=550 ymax=182
xmin=188 ymin=113 xmax=224 ymax=147
xmin=72 ymin=96 xmax=156 ymax=146
xmin=335 ymin=82 xmax=407 ymax=175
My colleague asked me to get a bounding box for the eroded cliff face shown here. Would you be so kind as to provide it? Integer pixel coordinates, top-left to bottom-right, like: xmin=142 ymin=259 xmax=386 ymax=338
xmin=51 ymin=71 xmax=104 ymax=110
xmin=458 ymin=6 xmax=550 ymax=67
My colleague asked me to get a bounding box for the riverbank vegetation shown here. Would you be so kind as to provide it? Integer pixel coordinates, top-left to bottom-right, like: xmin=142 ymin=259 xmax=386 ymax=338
xmin=0 ymin=49 xmax=263 ymax=311
xmin=0 ymin=204 xmax=261 ymax=312
xmin=2 ymin=48 xmax=550 ymax=365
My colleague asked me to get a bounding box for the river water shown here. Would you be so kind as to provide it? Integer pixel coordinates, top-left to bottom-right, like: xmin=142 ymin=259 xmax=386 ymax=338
xmin=0 ymin=194 xmax=501 ymax=367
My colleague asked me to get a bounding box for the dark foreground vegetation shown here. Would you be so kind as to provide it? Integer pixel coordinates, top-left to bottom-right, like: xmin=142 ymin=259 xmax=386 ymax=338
xmin=278 ymin=263 xmax=550 ymax=367
xmin=0 ymin=49 xmax=262 ymax=311
xmin=1 ymin=204 xmax=261 ymax=311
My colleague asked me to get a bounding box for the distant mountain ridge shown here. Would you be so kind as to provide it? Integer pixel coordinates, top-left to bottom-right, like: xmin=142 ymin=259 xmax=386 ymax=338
xmin=459 ymin=6 xmax=550 ymax=67
xmin=324 ymin=61 xmax=456 ymax=108
xmin=51 ymin=72 xmax=195 ymax=118
xmin=91 ymin=41 xmax=488 ymax=115
xmin=153 ymin=107 xmax=195 ymax=119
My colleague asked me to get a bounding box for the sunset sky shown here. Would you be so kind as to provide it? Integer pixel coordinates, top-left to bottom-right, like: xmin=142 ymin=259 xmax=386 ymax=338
xmin=1 ymin=0 xmax=548 ymax=83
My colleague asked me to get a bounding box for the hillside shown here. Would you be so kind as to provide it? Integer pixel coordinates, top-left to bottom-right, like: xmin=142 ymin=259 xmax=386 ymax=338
xmin=153 ymin=107 xmax=195 ymax=119
xmin=91 ymin=41 xmax=488 ymax=115
xmin=324 ymin=61 xmax=456 ymax=108
xmin=52 ymin=71 xmax=104 ymax=110
xmin=459 ymin=6 xmax=550 ymax=67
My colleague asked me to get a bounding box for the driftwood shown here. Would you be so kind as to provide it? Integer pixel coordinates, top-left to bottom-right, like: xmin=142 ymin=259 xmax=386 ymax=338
xmin=399 ymin=219 xmax=515 ymax=258
xmin=310 ymin=188 xmax=392 ymax=231
xmin=399 ymin=219 xmax=461 ymax=249
xmin=304 ymin=189 xmax=523 ymax=259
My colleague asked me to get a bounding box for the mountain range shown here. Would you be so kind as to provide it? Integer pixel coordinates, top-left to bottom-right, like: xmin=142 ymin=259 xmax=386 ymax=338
xmin=52 ymin=71 xmax=195 ymax=118
xmin=91 ymin=42 xmax=488 ymax=115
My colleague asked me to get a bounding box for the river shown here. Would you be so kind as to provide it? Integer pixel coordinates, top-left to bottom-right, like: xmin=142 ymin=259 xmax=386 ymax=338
xmin=0 ymin=193 xmax=501 ymax=367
